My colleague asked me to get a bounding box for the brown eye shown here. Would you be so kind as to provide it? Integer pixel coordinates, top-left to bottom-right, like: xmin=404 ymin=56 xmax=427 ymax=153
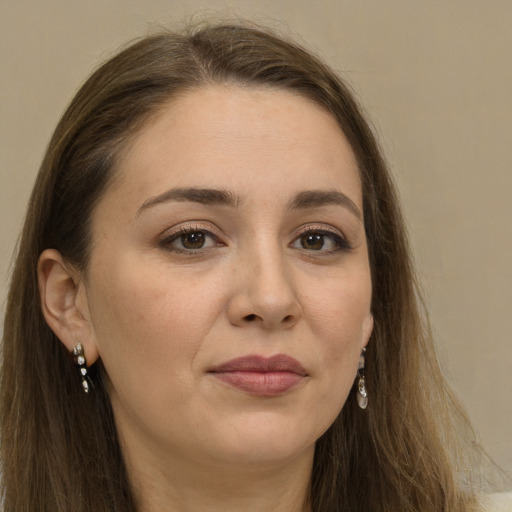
xmin=161 ymin=229 xmax=219 ymax=252
xmin=292 ymin=228 xmax=351 ymax=253
xmin=180 ymin=232 xmax=206 ymax=249
xmin=300 ymin=233 xmax=325 ymax=250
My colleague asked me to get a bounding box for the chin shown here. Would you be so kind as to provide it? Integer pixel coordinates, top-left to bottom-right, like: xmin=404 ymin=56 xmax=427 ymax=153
xmin=213 ymin=439 xmax=315 ymax=470
xmin=202 ymin=413 xmax=323 ymax=468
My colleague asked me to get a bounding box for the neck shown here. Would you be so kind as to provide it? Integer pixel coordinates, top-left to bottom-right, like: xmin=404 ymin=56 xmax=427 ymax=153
xmin=123 ymin=438 xmax=314 ymax=512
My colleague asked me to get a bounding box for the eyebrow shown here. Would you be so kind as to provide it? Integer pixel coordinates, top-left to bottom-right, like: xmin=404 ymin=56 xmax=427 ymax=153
xmin=137 ymin=186 xmax=362 ymax=221
xmin=137 ymin=187 xmax=240 ymax=215
xmin=288 ymin=190 xmax=362 ymax=221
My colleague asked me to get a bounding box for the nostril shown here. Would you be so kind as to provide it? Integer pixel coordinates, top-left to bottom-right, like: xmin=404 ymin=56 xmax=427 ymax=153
xmin=242 ymin=313 xmax=295 ymax=324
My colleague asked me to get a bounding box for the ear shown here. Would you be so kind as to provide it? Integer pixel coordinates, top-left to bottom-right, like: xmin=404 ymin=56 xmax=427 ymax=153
xmin=37 ymin=249 xmax=99 ymax=366
xmin=362 ymin=313 xmax=374 ymax=349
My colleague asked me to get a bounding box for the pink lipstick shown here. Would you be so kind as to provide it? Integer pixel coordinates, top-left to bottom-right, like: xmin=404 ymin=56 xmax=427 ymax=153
xmin=208 ymin=354 xmax=307 ymax=396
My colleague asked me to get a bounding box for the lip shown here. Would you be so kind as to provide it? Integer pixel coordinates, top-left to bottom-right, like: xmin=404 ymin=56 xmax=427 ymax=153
xmin=208 ymin=354 xmax=308 ymax=396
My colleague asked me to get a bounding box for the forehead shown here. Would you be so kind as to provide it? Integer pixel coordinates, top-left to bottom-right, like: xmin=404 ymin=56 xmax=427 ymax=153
xmin=104 ymin=85 xmax=362 ymax=214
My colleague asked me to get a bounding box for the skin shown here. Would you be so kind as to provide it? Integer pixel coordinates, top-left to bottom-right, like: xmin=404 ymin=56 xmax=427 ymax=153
xmin=39 ymin=85 xmax=373 ymax=512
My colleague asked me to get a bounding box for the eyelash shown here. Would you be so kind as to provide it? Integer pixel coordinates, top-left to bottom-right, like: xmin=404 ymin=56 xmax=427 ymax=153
xmin=159 ymin=224 xmax=352 ymax=255
xmin=159 ymin=223 xmax=223 ymax=254
xmin=293 ymin=225 xmax=352 ymax=254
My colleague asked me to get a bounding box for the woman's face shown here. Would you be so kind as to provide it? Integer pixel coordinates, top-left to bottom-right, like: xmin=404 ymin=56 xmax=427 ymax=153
xmin=79 ymin=86 xmax=373 ymax=470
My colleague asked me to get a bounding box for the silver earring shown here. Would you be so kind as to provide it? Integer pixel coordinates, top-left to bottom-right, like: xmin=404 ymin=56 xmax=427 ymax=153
xmin=72 ymin=342 xmax=90 ymax=394
xmin=356 ymin=348 xmax=368 ymax=409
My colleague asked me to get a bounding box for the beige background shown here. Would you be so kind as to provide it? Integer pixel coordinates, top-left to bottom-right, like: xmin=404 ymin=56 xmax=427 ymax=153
xmin=1 ymin=0 xmax=511 ymax=482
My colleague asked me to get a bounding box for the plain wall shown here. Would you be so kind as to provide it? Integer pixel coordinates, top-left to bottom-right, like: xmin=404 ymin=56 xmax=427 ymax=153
xmin=1 ymin=0 xmax=511 ymax=481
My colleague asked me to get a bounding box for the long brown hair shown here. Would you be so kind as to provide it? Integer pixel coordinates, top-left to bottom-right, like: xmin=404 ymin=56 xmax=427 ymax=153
xmin=1 ymin=21 xmax=480 ymax=511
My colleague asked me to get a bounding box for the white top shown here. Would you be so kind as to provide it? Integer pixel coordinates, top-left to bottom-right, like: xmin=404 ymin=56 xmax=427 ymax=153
xmin=479 ymin=492 xmax=512 ymax=512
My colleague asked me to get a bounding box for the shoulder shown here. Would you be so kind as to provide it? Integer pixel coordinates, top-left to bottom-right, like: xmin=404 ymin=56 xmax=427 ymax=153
xmin=478 ymin=492 xmax=512 ymax=512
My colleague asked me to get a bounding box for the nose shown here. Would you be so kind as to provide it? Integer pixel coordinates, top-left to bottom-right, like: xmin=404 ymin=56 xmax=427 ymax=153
xmin=227 ymin=247 xmax=302 ymax=330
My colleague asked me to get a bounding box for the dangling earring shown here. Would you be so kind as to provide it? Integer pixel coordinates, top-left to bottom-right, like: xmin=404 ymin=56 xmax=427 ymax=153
xmin=72 ymin=342 xmax=90 ymax=394
xmin=356 ymin=347 xmax=368 ymax=409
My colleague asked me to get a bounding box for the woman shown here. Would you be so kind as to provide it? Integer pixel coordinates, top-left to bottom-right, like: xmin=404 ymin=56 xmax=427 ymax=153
xmin=1 ymin=22 xmax=484 ymax=511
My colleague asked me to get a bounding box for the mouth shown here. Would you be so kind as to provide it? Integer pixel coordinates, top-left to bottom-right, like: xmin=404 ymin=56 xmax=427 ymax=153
xmin=208 ymin=354 xmax=308 ymax=397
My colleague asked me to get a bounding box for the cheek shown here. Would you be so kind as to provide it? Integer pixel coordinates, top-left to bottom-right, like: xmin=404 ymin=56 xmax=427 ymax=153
xmin=301 ymin=274 xmax=371 ymax=406
xmin=84 ymin=254 xmax=226 ymax=396
xmin=308 ymin=277 xmax=371 ymax=350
